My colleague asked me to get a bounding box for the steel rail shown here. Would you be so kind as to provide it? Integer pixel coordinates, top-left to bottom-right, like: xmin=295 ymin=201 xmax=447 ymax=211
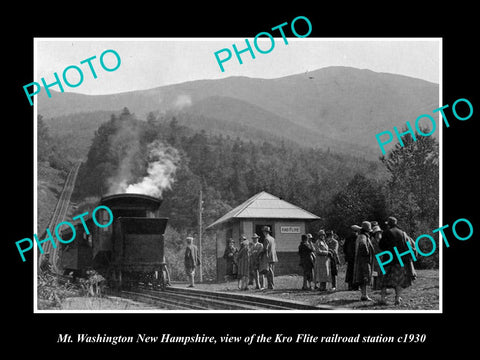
xmin=38 ymin=162 xmax=82 ymax=273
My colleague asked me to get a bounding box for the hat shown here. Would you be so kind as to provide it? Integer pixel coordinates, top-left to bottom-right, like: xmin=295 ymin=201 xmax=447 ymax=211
xmin=261 ymin=226 xmax=271 ymax=233
xmin=371 ymin=221 xmax=379 ymax=227
xmin=252 ymin=233 xmax=260 ymax=239
xmin=186 ymin=236 xmax=194 ymax=242
xmin=351 ymin=225 xmax=361 ymax=231
xmin=317 ymin=229 xmax=326 ymax=236
xmin=326 ymin=230 xmax=334 ymax=236
xmin=240 ymin=235 xmax=247 ymax=240
xmin=385 ymin=216 xmax=398 ymax=226
xmin=372 ymin=225 xmax=383 ymax=234
xmin=361 ymin=221 xmax=372 ymax=232
xmin=306 ymin=233 xmax=313 ymax=239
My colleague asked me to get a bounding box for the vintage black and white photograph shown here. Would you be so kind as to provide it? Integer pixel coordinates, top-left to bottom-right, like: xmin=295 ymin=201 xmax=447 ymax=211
xmin=34 ymin=38 xmax=441 ymax=313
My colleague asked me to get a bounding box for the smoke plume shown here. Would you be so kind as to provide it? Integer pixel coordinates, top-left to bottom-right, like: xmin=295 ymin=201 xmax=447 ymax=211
xmin=109 ymin=140 xmax=180 ymax=198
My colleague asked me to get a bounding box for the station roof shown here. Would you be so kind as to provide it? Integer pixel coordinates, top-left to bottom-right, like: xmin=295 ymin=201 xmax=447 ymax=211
xmin=207 ymin=191 xmax=320 ymax=229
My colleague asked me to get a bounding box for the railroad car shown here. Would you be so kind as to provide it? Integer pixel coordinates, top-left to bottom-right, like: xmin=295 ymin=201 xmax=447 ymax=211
xmin=59 ymin=217 xmax=94 ymax=279
xmin=59 ymin=193 xmax=169 ymax=289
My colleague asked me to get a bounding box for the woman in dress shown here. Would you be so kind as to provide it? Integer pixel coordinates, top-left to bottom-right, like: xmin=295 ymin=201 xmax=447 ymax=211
xmin=313 ymin=230 xmax=330 ymax=291
xmin=298 ymin=234 xmax=315 ymax=290
xmin=236 ymin=237 xmax=250 ymax=290
xmin=370 ymin=225 xmax=384 ymax=291
xmin=325 ymin=230 xmax=339 ymax=291
xmin=223 ymin=239 xmax=238 ymax=281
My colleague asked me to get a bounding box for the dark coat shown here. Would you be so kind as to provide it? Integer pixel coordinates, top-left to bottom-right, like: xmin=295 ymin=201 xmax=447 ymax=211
xmin=380 ymin=225 xmax=412 ymax=265
xmin=298 ymin=241 xmax=315 ymax=270
xmin=352 ymin=231 xmax=374 ymax=286
xmin=379 ymin=225 xmax=417 ymax=284
xmin=223 ymin=244 xmax=238 ymax=276
xmin=343 ymin=233 xmax=357 ymax=263
xmin=236 ymin=241 xmax=250 ymax=277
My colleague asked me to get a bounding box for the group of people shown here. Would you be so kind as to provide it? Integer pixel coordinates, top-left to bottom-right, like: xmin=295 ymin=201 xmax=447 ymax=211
xmin=298 ymin=230 xmax=339 ymax=292
xmin=222 ymin=226 xmax=278 ymax=290
xmin=299 ymin=216 xmax=417 ymax=304
xmin=192 ymin=216 xmax=416 ymax=305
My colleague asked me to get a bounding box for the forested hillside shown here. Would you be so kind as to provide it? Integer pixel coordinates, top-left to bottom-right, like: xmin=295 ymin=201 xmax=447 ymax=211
xmin=73 ymin=107 xmax=437 ymax=245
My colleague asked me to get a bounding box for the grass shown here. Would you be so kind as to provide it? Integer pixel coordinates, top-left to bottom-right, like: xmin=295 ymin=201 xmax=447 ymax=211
xmin=60 ymin=296 xmax=157 ymax=310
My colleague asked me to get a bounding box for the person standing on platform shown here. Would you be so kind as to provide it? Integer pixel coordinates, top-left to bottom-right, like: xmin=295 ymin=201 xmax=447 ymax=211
xmin=352 ymin=221 xmax=375 ymax=301
xmin=261 ymin=226 xmax=278 ymax=290
xmin=313 ymin=230 xmax=331 ymax=291
xmin=298 ymin=234 xmax=315 ymax=290
xmin=344 ymin=225 xmax=361 ymax=290
xmin=236 ymin=236 xmax=250 ymax=290
xmin=325 ymin=230 xmax=339 ymax=291
xmin=223 ymin=239 xmax=238 ymax=281
xmin=371 ymin=225 xmax=384 ymax=290
xmin=379 ymin=216 xmax=417 ymax=305
xmin=249 ymin=233 xmax=263 ymax=289
xmin=184 ymin=236 xmax=200 ymax=288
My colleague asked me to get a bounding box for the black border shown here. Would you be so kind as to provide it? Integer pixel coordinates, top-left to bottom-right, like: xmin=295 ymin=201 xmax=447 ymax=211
xmin=6 ymin=5 xmax=478 ymax=354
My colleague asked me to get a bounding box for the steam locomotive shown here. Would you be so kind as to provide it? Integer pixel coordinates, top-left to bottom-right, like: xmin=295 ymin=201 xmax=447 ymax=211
xmin=59 ymin=193 xmax=169 ymax=289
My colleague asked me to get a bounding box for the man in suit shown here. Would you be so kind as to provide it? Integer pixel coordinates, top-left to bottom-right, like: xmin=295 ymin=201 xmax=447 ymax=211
xmin=184 ymin=236 xmax=200 ymax=287
xmin=344 ymin=225 xmax=361 ymax=290
xmin=261 ymin=226 xmax=278 ymax=290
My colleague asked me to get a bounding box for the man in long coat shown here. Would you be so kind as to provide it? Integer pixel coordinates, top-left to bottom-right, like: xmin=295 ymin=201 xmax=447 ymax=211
xmin=261 ymin=226 xmax=278 ymax=290
xmin=184 ymin=236 xmax=200 ymax=287
xmin=249 ymin=233 xmax=264 ymax=289
xmin=352 ymin=221 xmax=375 ymax=301
xmin=344 ymin=225 xmax=361 ymax=290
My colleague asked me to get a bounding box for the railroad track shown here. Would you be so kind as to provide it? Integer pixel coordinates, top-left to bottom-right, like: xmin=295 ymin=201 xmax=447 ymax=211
xmin=115 ymin=286 xmax=336 ymax=310
xmin=39 ymin=162 xmax=82 ymax=272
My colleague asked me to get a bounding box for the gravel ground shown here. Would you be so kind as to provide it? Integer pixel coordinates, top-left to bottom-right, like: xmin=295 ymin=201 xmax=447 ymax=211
xmin=185 ymin=268 xmax=440 ymax=311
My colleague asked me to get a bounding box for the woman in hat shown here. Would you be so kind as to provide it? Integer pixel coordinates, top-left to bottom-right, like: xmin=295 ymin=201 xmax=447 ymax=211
xmin=325 ymin=230 xmax=339 ymax=291
xmin=352 ymin=221 xmax=375 ymax=301
xmin=379 ymin=216 xmax=417 ymax=305
xmin=298 ymin=234 xmax=315 ymax=290
xmin=313 ymin=230 xmax=331 ymax=291
xmin=223 ymin=239 xmax=238 ymax=281
xmin=370 ymin=225 xmax=384 ymax=290
xmin=236 ymin=236 xmax=250 ymax=290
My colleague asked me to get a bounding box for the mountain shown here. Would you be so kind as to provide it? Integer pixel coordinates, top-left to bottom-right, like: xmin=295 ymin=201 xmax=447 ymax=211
xmin=39 ymin=66 xmax=439 ymax=159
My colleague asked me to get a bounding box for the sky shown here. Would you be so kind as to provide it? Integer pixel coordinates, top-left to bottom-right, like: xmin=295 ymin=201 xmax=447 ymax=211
xmin=35 ymin=38 xmax=441 ymax=95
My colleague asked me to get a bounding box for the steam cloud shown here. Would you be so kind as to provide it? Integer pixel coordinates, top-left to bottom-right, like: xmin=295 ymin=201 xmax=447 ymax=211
xmin=124 ymin=141 xmax=180 ymax=197
xmin=107 ymin=139 xmax=180 ymax=198
xmin=173 ymin=94 xmax=192 ymax=109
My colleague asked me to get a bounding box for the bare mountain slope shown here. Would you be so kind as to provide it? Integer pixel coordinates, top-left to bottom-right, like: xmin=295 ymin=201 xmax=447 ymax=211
xmin=39 ymin=66 xmax=439 ymax=158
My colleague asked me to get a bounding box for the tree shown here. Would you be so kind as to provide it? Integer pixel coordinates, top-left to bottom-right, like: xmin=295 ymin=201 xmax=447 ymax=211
xmin=380 ymin=127 xmax=439 ymax=238
xmin=37 ymin=115 xmax=52 ymax=162
xmin=325 ymin=173 xmax=388 ymax=238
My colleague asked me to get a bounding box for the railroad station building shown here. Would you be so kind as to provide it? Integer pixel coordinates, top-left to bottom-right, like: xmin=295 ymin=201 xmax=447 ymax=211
xmin=207 ymin=191 xmax=320 ymax=281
